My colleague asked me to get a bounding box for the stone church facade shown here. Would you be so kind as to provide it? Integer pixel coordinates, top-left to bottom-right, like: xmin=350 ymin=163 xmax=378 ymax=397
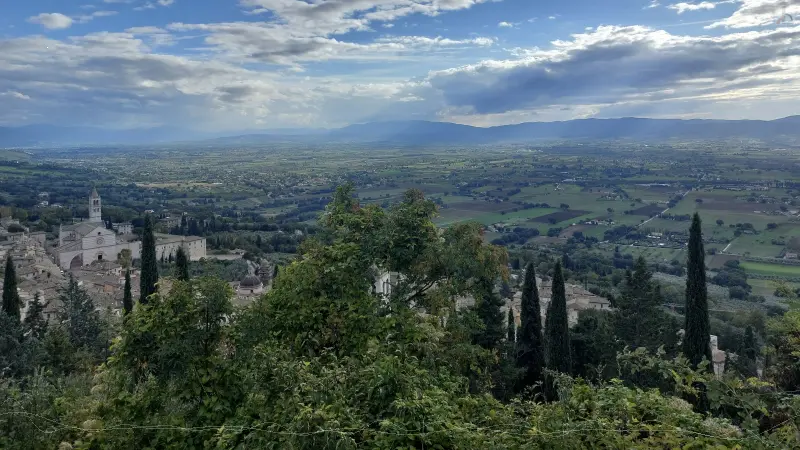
xmin=54 ymin=188 xmax=207 ymax=270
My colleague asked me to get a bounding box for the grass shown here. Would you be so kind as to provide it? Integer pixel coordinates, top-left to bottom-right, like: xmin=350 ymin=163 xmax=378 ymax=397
xmin=725 ymin=234 xmax=784 ymax=258
xmin=436 ymin=207 xmax=558 ymax=227
xmin=740 ymin=261 xmax=800 ymax=278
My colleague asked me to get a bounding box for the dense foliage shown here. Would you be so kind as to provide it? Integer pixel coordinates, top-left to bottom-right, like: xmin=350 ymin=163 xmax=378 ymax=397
xmin=1 ymin=186 xmax=799 ymax=448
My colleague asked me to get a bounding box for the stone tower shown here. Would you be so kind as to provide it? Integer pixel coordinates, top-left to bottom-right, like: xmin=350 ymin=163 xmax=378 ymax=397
xmin=89 ymin=187 xmax=102 ymax=223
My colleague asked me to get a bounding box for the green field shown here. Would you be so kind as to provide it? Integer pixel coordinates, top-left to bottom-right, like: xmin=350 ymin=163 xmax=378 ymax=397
xmin=739 ymin=261 xmax=800 ymax=277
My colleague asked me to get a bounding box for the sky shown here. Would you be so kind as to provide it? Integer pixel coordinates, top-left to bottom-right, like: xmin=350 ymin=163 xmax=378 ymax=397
xmin=1 ymin=0 xmax=799 ymax=131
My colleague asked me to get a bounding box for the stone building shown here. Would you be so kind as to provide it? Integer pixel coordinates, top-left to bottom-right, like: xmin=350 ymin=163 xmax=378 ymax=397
xmin=54 ymin=188 xmax=140 ymax=269
xmin=52 ymin=188 xmax=207 ymax=269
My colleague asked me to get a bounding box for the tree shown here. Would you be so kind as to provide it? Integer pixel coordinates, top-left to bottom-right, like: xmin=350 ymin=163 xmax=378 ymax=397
xmin=733 ymin=325 xmax=759 ymax=377
xmin=571 ymin=310 xmax=617 ymax=380
xmin=474 ymin=279 xmax=505 ymax=351
xmin=175 ymin=246 xmax=190 ymax=282
xmin=23 ymin=292 xmax=47 ymax=339
xmin=517 ymin=263 xmax=545 ymax=391
xmin=615 ymin=257 xmax=678 ymax=353
xmin=500 ymin=280 xmax=512 ymax=299
xmin=684 ymin=213 xmax=712 ymax=370
xmin=59 ymin=275 xmax=105 ymax=358
xmin=507 ymin=307 xmax=515 ymax=344
xmin=2 ymin=254 xmax=21 ymax=321
xmin=140 ymin=214 xmax=159 ymax=304
xmin=123 ymin=269 xmax=133 ymax=315
xmin=118 ymin=248 xmax=132 ymax=269
xmin=716 ymin=219 xmax=724 ymax=227
xmin=545 ymin=261 xmax=571 ymax=376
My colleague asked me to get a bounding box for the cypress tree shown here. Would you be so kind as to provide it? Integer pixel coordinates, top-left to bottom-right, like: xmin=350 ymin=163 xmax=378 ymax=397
xmin=517 ymin=262 xmax=545 ymax=389
xmin=2 ymin=253 xmax=21 ymax=321
xmin=684 ymin=213 xmax=711 ymax=369
xmin=24 ymin=292 xmax=48 ymax=339
xmin=139 ymin=214 xmax=159 ymax=304
xmin=175 ymin=247 xmax=190 ymax=282
xmin=743 ymin=325 xmax=757 ymax=362
xmin=507 ymin=307 xmax=516 ymax=344
xmin=545 ymin=261 xmax=571 ymax=374
xmin=123 ymin=269 xmax=133 ymax=315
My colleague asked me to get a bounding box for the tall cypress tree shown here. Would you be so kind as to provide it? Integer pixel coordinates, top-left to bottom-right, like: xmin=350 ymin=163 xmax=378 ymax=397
xmin=507 ymin=307 xmax=516 ymax=344
xmin=517 ymin=262 xmax=545 ymax=389
xmin=123 ymin=269 xmax=133 ymax=315
xmin=2 ymin=253 xmax=21 ymax=321
xmin=545 ymin=261 xmax=571 ymax=374
xmin=684 ymin=213 xmax=711 ymax=369
xmin=175 ymin=247 xmax=190 ymax=282
xmin=139 ymin=214 xmax=159 ymax=304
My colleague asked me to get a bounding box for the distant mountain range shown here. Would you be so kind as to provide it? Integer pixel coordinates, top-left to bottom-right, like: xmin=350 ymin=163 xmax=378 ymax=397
xmin=3 ymin=116 xmax=800 ymax=147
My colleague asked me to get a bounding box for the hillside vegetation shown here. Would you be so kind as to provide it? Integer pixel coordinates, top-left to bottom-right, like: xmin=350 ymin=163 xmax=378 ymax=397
xmin=1 ymin=185 xmax=799 ymax=449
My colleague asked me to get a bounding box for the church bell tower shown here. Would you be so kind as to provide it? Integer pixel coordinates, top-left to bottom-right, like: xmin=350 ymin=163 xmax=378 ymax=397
xmin=90 ymin=187 xmax=102 ymax=223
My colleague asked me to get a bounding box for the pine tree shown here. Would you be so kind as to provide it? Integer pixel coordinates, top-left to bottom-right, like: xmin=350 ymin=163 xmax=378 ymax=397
xmin=545 ymin=261 xmax=571 ymax=374
xmin=23 ymin=291 xmax=48 ymax=339
xmin=123 ymin=269 xmax=133 ymax=315
xmin=615 ymin=256 xmax=676 ymax=352
xmin=474 ymin=279 xmax=505 ymax=351
xmin=507 ymin=307 xmax=516 ymax=344
xmin=517 ymin=262 xmax=545 ymax=390
xmin=684 ymin=213 xmax=711 ymax=370
xmin=2 ymin=253 xmax=21 ymax=321
xmin=59 ymin=275 xmax=104 ymax=356
xmin=175 ymin=246 xmax=190 ymax=282
xmin=256 ymin=234 xmax=263 ymax=249
xmin=140 ymin=214 xmax=159 ymax=304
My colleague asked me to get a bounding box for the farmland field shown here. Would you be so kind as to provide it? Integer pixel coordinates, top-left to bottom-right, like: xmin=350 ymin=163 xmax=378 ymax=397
xmin=532 ymin=210 xmax=591 ymax=224
xmin=739 ymin=261 xmax=800 ymax=278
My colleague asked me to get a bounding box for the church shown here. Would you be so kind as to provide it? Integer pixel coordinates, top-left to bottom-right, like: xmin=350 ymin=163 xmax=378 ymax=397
xmin=53 ymin=188 xmax=207 ymax=270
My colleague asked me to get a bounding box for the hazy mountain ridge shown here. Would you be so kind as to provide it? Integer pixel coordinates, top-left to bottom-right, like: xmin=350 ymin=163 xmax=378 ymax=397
xmin=3 ymin=116 xmax=800 ymax=147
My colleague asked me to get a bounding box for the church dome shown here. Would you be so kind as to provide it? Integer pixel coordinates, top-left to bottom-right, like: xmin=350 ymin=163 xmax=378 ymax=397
xmin=240 ymin=275 xmax=262 ymax=288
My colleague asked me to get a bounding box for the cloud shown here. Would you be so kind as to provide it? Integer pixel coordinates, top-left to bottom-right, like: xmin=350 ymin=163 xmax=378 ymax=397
xmin=135 ymin=0 xmax=176 ymax=11
xmin=424 ymin=25 xmax=800 ymax=115
xmin=4 ymin=0 xmax=800 ymax=130
xmin=76 ymin=11 xmax=119 ymax=24
xmin=27 ymin=13 xmax=74 ymax=30
xmin=498 ymin=21 xmax=514 ymax=27
xmin=239 ymin=0 xmax=495 ymax=34
xmin=708 ymin=0 xmax=800 ymax=28
xmin=167 ymin=21 xmax=495 ymax=65
xmin=667 ymin=2 xmax=718 ymax=14
xmin=0 ymin=91 xmax=31 ymax=100
xmin=0 ymin=31 xmax=444 ymax=129
xmin=645 ymin=0 xmax=661 ymax=9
